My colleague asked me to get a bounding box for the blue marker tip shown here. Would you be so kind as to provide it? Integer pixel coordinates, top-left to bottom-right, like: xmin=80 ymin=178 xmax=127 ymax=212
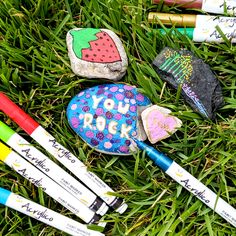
xmin=133 ymin=139 xmax=173 ymax=172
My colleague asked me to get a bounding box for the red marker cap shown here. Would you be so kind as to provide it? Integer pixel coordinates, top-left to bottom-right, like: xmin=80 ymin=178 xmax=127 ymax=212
xmin=0 ymin=92 xmax=39 ymax=135
xmin=153 ymin=0 xmax=202 ymax=9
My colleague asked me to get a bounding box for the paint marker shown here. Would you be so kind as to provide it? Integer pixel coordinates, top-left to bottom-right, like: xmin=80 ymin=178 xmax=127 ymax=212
xmin=133 ymin=138 xmax=236 ymax=228
xmin=156 ymin=28 xmax=236 ymax=43
xmin=0 ymin=187 xmax=104 ymax=236
xmin=153 ymin=0 xmax=236 ymax=15
xmin=0 ymin=93 xmax=128 ymax=214
xmin=148 ymin=12 xmax=236 ymax=28
xmin=0 ymin=121 xmax=109 ymax=216
xmin=157 ymin=27 xmax=236 ymax=43
xmin=0 ymin=142 xmax=105 ymax=226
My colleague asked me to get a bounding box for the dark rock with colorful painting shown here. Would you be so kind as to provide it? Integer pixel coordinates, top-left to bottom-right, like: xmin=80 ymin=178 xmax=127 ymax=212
xmin=152 ymin=47 xmax=224 ymax=119
xmin=66 ymin=84 xmax=151 ymax=155
xmin=67 ymin=28 xmax=128 ymax=81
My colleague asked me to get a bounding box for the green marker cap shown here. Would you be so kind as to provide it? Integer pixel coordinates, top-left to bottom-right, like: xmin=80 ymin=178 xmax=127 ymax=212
xmin=158 ymin=28 xmax=194 ymax=39
xmin=0 ymin=121 xmax=15 ymax=143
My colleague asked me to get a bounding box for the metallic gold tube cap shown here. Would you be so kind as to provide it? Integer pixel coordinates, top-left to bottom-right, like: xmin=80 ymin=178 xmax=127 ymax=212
xmin=148 ymin=12 xmax=197 ymax=27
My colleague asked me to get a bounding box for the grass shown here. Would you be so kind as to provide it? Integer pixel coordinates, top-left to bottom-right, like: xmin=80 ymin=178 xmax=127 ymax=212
xmin=0 ymin=0 xmax=236 ymax=235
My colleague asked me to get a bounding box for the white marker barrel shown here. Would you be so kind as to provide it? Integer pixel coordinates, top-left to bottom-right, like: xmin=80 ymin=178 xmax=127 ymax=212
xmin=31 ymin=126 xmax=127 ymax=213
xmin=192 ymin=27 xmax=236 ymax=43
xmin=196 ymin=15 xmax=236 ymax=29
xmin=202 ymin=0 xmax=236 ymax=15
xmin=1 ymin=188 xmax=104 ymax=236
xmin=166 ymin=162 xmax=236 ymax=227
xmin=1 ymin=149 xmax=104 ymax=226
xmin=5 ymin=131 xmax=108 ymax=215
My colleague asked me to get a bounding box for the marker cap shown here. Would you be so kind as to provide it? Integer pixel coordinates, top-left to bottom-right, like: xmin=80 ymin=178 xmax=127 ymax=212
xmin=0 ymin=121 xmax=15 ymax=143
xmin=0 ymin=142 xmax=12 ymax=162
xmin=158 ymin=28 xmax=194 ymax=39
xmin=115 ymin=202 xmax=128 ymax=214
xmin=91 ymin=197 xmax=109 ymax=215
xmin=148 ymin=13 xmax=196 ymax=27
xmin=0 ymin=187 xmax=11 ymax=205
xmin=109 ymin=197 xmax=128 ymax=214
xmin=0 ymin=93 xmax=39 ymax=135
xmin=98 ymin=203 xmax=109 ymax=216
xmin=133 ymin=139 xmax=173 ymax=172
xmin=152 ymin=0 xmax=202 ymax=9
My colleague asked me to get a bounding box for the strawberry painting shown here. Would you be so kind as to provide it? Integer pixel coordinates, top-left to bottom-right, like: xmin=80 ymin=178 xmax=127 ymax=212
xmin=66 ymin=28 xmax=128 ymax=80
xmin=70 ymin=28 xmax=121 ymax=63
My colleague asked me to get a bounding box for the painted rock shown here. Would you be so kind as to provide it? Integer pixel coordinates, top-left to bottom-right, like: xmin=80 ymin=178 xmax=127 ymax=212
xmin=141 ymin=105 xmax=182 ymax=144
xmin=152 ymin=47 xmax=224 ymax=119
xmin=67 ymin=84 xmax=151 ymax=155
xmin=66 ymin=28 xmax=128 ymax=81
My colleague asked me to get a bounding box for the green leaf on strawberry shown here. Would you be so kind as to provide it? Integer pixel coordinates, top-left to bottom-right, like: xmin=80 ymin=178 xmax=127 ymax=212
xmin=70 ymin=28 xmax=121 ymax=63
xmin=70 ymin=28 xmax=101 ymax=59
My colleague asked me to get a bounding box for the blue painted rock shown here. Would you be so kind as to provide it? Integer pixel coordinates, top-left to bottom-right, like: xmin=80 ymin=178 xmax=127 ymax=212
xmin=66 ymin=28 xmax=128 ymax=81
xmin=67 ymin=84 xmax=151 ymax=155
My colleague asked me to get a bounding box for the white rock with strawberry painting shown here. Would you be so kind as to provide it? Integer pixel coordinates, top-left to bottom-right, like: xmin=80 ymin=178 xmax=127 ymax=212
xmin=66 ymin=28 xmax=128 ymax=81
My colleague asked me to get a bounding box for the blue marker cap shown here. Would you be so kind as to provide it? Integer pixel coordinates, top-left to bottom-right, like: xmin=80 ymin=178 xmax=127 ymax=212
xmin=133 ymin=139 xmax=173 ymax=172
xmin=0 ymin=187 xmax=11 ymax=205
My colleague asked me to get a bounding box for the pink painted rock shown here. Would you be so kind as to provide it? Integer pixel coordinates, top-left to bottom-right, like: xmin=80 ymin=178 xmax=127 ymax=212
xmin=66 ymin=28 xmax=128 ymax=80
xmin=141 ymin=105 xmax=182 ymax=144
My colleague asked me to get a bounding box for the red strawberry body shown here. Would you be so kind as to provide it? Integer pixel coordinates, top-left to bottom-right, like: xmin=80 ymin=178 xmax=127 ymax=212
xmin=81 ymin=31 xmax=121 ymax=63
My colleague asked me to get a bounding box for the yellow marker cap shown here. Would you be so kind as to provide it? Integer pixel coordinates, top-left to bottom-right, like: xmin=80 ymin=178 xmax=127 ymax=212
xmin=0 ymin=142 xmax=12 ymax=162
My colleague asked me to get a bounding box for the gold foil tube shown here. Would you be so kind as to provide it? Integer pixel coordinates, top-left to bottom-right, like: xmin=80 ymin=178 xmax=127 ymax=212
xmin=148 ymin=12 xmax=197 ymax=27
